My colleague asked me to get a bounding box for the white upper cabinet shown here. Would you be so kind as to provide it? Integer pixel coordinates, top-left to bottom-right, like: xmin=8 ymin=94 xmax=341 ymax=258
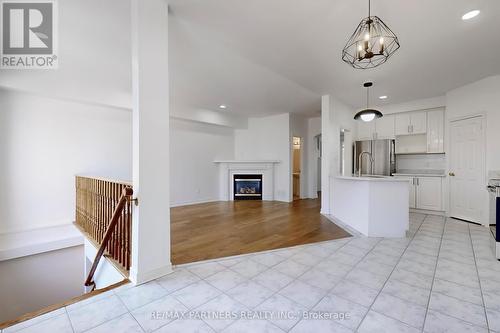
xmin=427 ymin=109 xmax=445 ymax=153
xmin=395 ymin=112 xmax=427 ymax=135
xmin=375 ymin=115 xmax=395 ymax=139
xmin=411 ymin=112 xmax=427 ymax=134
xmin=395 ymin=113 xmax=411 ymax=136
xmin=357 ymin=115 xmax=394 ymax=141
xmin=357 ymin=120 xmax=375 ymax=141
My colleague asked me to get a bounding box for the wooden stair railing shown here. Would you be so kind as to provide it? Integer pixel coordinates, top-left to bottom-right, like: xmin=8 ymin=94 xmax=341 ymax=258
xmin=84 ymin=187 xmax=133 ymax=289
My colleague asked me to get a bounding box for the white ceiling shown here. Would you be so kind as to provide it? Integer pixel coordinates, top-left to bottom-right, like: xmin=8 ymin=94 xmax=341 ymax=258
xmin=168 ymin=0 xmax=500 ymax=116
xmin=0 ymin=0 xmax=132 ymax=109
xmin=1 ymin=0 xmax=499 ymax=117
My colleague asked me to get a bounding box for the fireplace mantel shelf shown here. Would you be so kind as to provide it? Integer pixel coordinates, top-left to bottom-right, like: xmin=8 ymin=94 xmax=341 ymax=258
xmin=213 ymin=160 xmax=280 ymax=164
xmin=215 ymin=160 xmax=278 ymax=201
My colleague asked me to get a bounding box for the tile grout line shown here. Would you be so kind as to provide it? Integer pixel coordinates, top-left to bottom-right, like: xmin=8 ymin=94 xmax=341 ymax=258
xmin=136 ymin=240 xmax=351 ymax=333
xmin=281 ymin=237 xmax=367 ymax=332
xmin=275 ymin=239 xmax=362 ymax=332
xmin=109 ymin=292 xmax=145 ymax=333
xmin=468 ymin=222 xmax=491 ymax=331
xmin=353 ymin=215 xmax=433 ymax=332
xmin=421 ymin=215 xmax=446 ymax=333
xmin=63 ymin=308 xmax=76 ymax=333
xmin=424 ymin=221 xmax=489 ymax=330
xmin=284 ymin=237 xmax=386 ymax=332
xmin=186 ymin=238 xmax=356 ymax=332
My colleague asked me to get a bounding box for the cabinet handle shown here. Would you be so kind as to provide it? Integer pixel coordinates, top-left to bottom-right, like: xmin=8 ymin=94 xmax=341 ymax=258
xmin=416 ymin=178 xmax=419 ymax=186
xmin=408 ymin=125 xmax=410 ymax=133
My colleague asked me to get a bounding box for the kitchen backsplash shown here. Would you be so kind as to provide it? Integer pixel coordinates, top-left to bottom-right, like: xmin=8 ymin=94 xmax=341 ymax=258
xmin=396 ymin=154 xmax=446 ymax=172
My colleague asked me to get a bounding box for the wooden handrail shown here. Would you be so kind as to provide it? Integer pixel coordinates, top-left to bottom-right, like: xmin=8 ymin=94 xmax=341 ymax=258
xmin=84 ymin=187 xmax=133 ymax=288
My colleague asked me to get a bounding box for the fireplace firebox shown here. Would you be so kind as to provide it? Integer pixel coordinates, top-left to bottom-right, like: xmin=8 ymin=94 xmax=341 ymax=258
xmin=233 ymin=174 xmax=262 ymax=200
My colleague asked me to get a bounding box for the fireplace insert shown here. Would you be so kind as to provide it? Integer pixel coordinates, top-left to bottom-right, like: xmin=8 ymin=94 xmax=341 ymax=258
xmin=234 ymin=174 xmax=262 ymax=200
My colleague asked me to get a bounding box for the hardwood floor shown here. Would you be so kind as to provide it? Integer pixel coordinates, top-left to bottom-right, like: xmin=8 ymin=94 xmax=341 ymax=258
xmin=171 ymin=198 xmax=351 ymax=264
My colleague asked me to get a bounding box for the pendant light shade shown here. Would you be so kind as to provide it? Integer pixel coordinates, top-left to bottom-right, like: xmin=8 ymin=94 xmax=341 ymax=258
xmin=342 ymin=0 xmax=400 ymax=69
xmin=354 ymin=82 xmax=383 ymax=122
xmin=354 ymin=109 xmax=383 ymax=122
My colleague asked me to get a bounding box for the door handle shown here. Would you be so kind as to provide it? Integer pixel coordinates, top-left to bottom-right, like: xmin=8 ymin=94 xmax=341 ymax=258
xmin=449 ymin=172 xmax=455 ymax=177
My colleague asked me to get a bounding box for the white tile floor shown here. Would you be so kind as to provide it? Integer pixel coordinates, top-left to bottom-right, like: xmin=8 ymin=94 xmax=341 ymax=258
xmin=4 ymin=213 xmax=500 ymax=333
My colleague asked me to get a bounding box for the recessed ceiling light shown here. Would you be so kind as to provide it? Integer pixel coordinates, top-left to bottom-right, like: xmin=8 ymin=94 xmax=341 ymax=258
xmin=219 ymin=105 xmax=227 ymax=109
xmin=462 ymin=10 xmax=480 ymax=20
xmin=379 ymin=95 xmax=388 ymax=100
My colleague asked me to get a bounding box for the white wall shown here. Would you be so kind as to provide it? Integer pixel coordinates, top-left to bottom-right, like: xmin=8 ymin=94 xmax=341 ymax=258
xmin=373 ymin=95 xmax=446 ymax=115
xmin=84 ymin=239 xmax=124 ymax=290
xmin=235 ymin=113 xmax=291 ymax=202
xmin=307 ymin=117 xmax=321 ymax=198
xmin=396 ymin=154 xmax=446 ymax=172
xmin=446 ymin=75 xmax=500 ymax=173
xmin=445 ymin=75 xmax=500 ymax=225
xmin=0 ymin=245 xmax=83 ymax=323
xmin=170 ymin=119 xmax=235 ymax=206
xmin=0 ymin=89 xmax=132 ymax=234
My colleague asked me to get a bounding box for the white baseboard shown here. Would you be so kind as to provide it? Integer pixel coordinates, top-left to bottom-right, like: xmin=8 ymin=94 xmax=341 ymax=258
xmin=129 ymin=263 xmax=173 ymax=285
xmin=170 ymin=198 xmax=219 ymax=208
xmin=322 ymin=214 xmax=362 ymax=237
xmin=410 ymin=208 xmax=445 ymax=216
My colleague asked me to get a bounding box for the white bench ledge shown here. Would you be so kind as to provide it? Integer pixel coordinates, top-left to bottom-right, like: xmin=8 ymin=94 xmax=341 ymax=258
xmin=0 ymin=224 xmax=84 ymax=261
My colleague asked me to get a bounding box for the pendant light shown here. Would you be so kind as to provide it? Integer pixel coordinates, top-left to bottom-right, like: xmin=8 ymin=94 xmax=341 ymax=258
xmin=342 ymin=0 xmax=400 ymax=69
xmin=354 ymin=82 xmax=383 ymax=122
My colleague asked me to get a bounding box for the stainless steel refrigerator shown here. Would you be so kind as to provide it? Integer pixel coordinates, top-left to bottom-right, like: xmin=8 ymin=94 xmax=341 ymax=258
xmin=353 ymin=139 xmax=396 ymax=176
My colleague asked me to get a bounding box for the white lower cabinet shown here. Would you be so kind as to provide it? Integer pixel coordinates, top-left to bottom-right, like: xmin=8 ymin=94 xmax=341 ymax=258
xmin=394 ymin=176 xmax=443 ymax=211
xmin=416 ymin=177 xmax=442 ymax=211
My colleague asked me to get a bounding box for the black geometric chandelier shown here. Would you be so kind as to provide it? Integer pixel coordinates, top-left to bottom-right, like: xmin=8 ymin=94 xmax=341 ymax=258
xmin=354 ymin=82 xmax=383 ymax=122
xmin=342 ymin=0 xmax=400 ymax=69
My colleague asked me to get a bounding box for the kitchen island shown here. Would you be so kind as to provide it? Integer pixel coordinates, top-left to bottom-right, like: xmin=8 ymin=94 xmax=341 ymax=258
xmin=331 ymin=176 xmax=409 ymax=238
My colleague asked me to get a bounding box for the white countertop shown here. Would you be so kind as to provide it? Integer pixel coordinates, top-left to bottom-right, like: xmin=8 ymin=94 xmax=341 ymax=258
xmin=335 ymin=176 xmax=409 ymax=182
xmin=214 ymin=160 xmax=281 ymax=164
xmin=393 ymin=173 xmax=446 ymax=177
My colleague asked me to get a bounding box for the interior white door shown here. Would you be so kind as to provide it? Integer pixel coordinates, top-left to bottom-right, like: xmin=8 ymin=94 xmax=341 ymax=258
xmin=449 ymin=116 xmax=485 ymax=223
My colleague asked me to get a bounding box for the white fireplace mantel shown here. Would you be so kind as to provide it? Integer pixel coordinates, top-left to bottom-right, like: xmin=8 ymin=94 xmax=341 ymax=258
xmin=214 ymin=160 xmax=280 ymax=201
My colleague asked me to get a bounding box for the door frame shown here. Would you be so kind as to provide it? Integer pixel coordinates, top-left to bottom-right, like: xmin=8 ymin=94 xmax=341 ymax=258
xmin=447 ymin=113 xmax=487 ymax=225
xmin=290 ymin=136 xmax=304 ymax=201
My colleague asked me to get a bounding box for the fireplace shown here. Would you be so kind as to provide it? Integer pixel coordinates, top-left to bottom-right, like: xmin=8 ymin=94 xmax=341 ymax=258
xmin=233 ymin=174 xmax=262 ymax=200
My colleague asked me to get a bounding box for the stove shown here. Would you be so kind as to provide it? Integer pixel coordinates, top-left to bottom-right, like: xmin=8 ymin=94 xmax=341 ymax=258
xmin=488 ymin=178 xmax=500 ymax=260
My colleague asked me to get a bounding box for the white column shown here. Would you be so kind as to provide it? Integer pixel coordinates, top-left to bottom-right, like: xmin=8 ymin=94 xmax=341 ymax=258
xmin=130 ymin=0 xmax=172 ymax=284
xmin=321 ymin=95 xmax=332 ymax=214
xmin=321 ymin=94 xmax=344 ymax=215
